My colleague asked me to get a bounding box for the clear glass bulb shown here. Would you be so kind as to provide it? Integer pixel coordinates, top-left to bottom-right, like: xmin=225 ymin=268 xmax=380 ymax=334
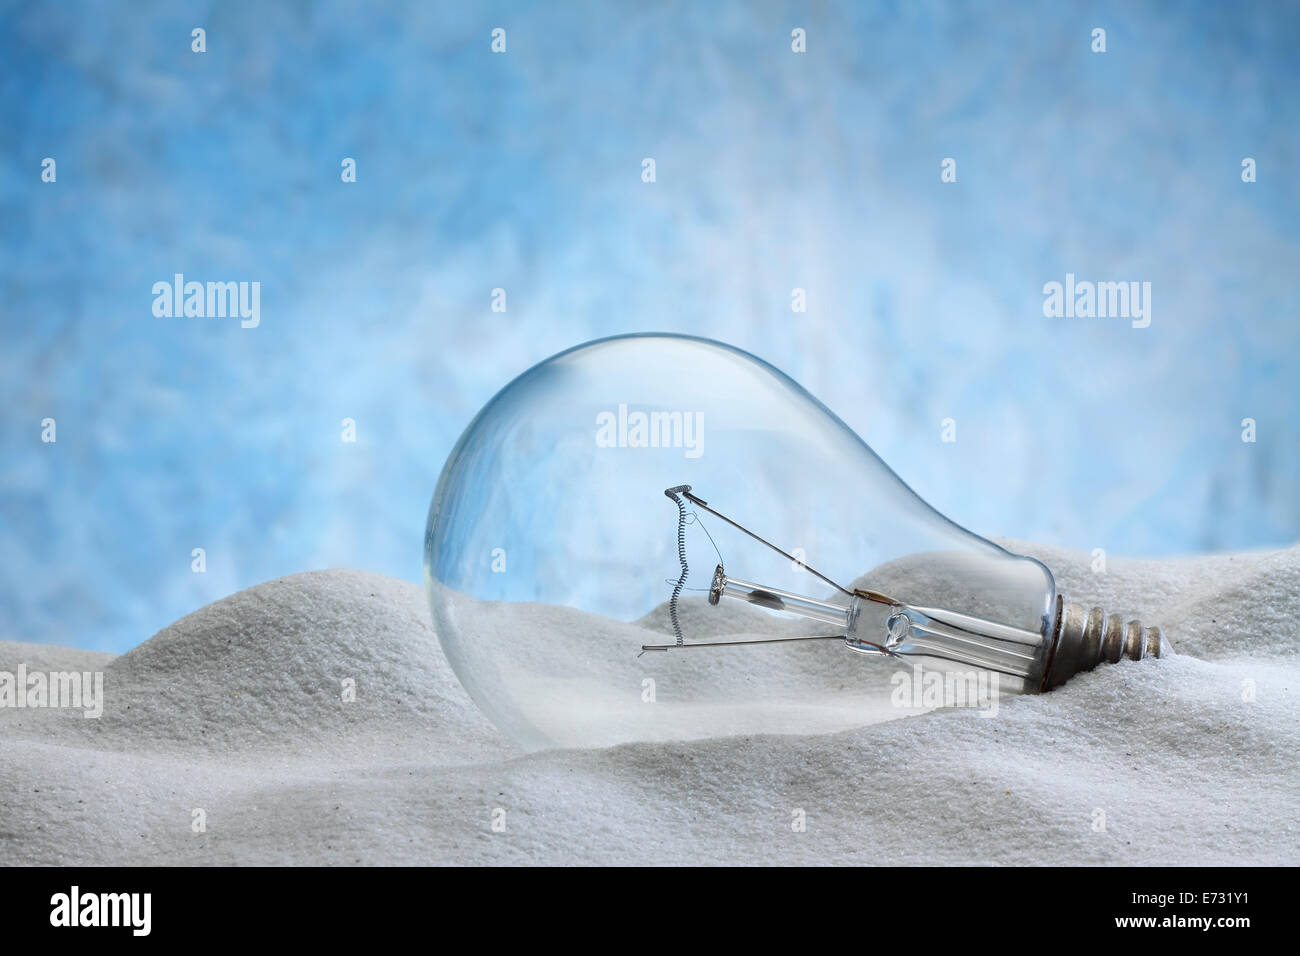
xmin=424 ymin=334 xmax=1163 ymax=751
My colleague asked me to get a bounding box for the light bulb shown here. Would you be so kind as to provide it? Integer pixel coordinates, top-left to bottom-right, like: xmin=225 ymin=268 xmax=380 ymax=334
xmin=425 ymin=334 xmax=1169 ymax=750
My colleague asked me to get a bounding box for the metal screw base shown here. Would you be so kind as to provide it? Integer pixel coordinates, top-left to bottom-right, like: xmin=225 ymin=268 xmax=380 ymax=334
xmin=1039 ymin=596 xmax=1172 ymax=691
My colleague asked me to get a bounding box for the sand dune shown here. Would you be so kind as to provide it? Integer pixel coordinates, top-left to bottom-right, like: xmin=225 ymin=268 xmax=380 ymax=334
xmin=1 ymin=544 xmax=1296 ymax=865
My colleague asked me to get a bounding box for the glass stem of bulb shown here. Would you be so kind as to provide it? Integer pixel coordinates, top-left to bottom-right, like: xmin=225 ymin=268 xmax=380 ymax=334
xmin=706 ymin=564 xmax=1046 ymax=680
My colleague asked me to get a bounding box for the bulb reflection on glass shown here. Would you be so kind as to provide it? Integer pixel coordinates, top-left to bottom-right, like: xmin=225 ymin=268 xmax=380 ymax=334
xmin=425 ymin=334 xmax=1168 ymax=750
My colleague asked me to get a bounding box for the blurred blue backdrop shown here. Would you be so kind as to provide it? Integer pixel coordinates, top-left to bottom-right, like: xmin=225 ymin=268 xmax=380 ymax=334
xmin=2 ymin=0 xmax=1298 ymax=652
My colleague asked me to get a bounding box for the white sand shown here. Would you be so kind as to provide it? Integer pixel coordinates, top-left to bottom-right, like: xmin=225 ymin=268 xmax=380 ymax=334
xmin=2 ymin=542 xmax=1296 ymax=865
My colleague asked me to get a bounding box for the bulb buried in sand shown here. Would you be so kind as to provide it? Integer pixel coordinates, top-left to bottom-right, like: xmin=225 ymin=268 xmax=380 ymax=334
xmin=424 ymin=334 xmax=1170 ymax=750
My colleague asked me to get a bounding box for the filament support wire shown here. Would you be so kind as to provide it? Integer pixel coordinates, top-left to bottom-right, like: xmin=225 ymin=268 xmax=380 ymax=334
xmin=663 ymin=485 xmax=692 ymax=645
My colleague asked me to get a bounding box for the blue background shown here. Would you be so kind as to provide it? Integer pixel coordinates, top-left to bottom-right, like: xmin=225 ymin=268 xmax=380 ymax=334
xmin=3 ymin=0 xmax=1298 ymax=652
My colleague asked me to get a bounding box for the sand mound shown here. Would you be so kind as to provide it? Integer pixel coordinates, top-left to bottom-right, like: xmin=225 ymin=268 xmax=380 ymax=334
xmin=1 ymin=544 xmax=1296 ymax=865
xmin=1 ymin=570 xmax=503 ymax=760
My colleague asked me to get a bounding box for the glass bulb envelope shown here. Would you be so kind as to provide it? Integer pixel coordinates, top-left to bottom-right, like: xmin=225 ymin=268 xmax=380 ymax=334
xmin=424 ymin=334 xmax=1056 ymax=750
